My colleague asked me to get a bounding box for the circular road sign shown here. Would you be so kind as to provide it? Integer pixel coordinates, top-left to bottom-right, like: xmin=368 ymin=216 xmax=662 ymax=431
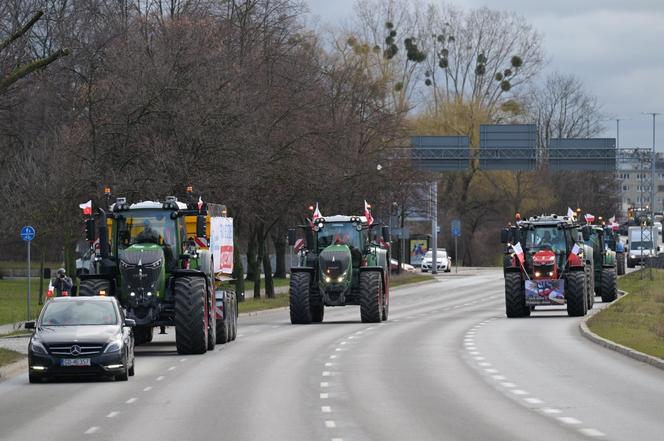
xmin=20 ymin=226 xmax=36 ymax=242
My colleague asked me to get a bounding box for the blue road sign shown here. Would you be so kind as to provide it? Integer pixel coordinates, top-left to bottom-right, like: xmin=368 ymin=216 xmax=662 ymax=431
xmin=20 ymin=226 xmax=36 ymax=242
xmin=451 ymin=220 xmax=461 ymax=237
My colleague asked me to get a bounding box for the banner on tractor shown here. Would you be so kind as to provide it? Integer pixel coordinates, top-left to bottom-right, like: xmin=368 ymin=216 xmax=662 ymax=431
xmin=210 ymin=217 xmax=234 ymax=274
xmin=525 ymin=280 xmax=565 ymax=306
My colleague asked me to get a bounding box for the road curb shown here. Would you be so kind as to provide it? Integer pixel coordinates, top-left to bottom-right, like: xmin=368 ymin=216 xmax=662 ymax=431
xmin=579 ymin=290 xmax=664 ymax=371
xmin=0 ymin=357 xmax=27 ymax=382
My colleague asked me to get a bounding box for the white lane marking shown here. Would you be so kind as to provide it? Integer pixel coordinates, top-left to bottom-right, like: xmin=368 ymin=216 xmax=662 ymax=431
xmin=365 ymin=327 xmax=375 ymax=330
xmin=335 ymin=348 xmax=343 ymax=352
xmin=340 ymin=341 xmax=347 ymax=345
xmin=348 ymin=336 xmax=355 ymax=339
xmin=320 ymin=382 xmax=329 ymax=388
xmin=322 ymin=371 xmax=331 ymax=376
xmin=237 ymin=334 xmax=244 ymax=338
xmin=271 ymin=325 xmax=279 ymax=328
xmin=325 ymin=362 xmax=333 ymax=367
xmin=143 ymin=386 xmax=152 ymax=392
xmin=329 ymin=355 xmax=337 ymax=359
xmin=469 ymin=351 xmax=481 ymax=355
xmin=332 ymin=438 xmax=344 ymax=441
xmin=541 ymin=408 xmax=562 ymax=414
xmin=473 ymin=356 xmax=485 ymax=361
xmin=106 ymin=411 xmax=119 ymax=418
xmin=168 ymin=366 xmax=176 ymax=371
xmin=320 ymin=393 xmax=329 ymax=399
xmin=524 ymin=398 xmax=544 ymax=404
xmin=355 ymin=331 xmax=363 ymax=335
xmin=510 ymin=389 xmax=529 ymax=395
xmin=126 ymin=397 xmax=138 ymax=404
xmin=501 ymin=382 xmax=516 ymax=388
xmin=558 ymin=417 xmax=582 ymax=425
xmin=484 ymin=368 xmax=498 ymax=373
xmin=579 ymin=428 xmax=605 ymax=437
xmin=156 ymin=376 xmax=165 ymax=381
xmin=478 ymin=362 xmax=492 ymax=367
xmin=84 ymin=426 xmax=99 ymax=435
xmin=180 ymin=358 xmax=187 ymax=362
xmin=492 ymin=375 xmax=507 ymax=380
xmin=321 ymin=406 xmax=331 ymax=413
xmin=325 ymin=420 xmax=336 ymax=428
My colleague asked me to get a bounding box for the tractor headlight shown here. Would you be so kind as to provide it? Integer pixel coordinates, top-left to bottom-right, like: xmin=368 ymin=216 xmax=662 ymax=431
xmin=324 ymin=276 xmax=331 ymax=283
xmin=548 ymin=272 xmax=554 ymax=276
xmin=535 ymin=271 xmax=541 ymax=277
xmin=337 ymin=276 xmax=344 ymax=283
xmin=120 ymin=260 xmax=135 ymax=270
xmin=144 ymin=259 xmax=162 ymax=269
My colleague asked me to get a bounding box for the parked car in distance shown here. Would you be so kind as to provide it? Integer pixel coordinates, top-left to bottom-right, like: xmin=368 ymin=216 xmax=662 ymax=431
xmin=26 ymin=296 xmax=135 ymax=383
xmin=390 ymin=258 xmax=416 ymax=273
xmin=420 ymin=250 xmax=451 ymax=273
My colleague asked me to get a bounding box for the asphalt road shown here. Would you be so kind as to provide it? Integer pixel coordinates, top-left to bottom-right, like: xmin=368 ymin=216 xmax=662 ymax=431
xmin=1 ymin=268 xmax=663 ymax=441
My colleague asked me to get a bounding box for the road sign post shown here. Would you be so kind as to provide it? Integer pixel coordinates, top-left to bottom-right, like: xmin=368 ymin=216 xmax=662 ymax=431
xmin=451 ymin=220 xmax=461 ymax=273
xmin=21 ymin=226 xmax=36 ymax=321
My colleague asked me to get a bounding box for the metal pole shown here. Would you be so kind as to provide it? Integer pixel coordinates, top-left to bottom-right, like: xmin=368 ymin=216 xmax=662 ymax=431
xmin=454 ymin=235 xmax=458 ymax=273
xmin=27 ymin=240 xmax=31 ymax=321
xmin=650 ymin=114 xmax=658 ymax=280
xmin=616 ymin=119 xmax=620 ymax=149
xmin=431 ymin=181 xmax=438 ymax=275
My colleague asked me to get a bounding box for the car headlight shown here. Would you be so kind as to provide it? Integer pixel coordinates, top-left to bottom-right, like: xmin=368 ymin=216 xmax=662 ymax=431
xmin=30 ymin=339 xmax=47 ymax=355
xmin=104 ymin=339 xmax=123 ymax=353
xmin=630 ymin=255 xmax=636 ymax=259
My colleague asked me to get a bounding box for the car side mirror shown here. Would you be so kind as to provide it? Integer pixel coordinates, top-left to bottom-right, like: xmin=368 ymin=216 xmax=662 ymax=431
xmin=124 ymin=319 xmax=136 ymax=327
xmin=287 ymin=229 xmax=296 ymax=246
xmin=500 ymin=228 xmax=509 ymax=244
xmin=196 ymin=215 xmax=207 ymax=238
xmin=24 ymin=321 xmax=35 ymax=329
xmin=381 ymin=226 xmax=391 ymax=242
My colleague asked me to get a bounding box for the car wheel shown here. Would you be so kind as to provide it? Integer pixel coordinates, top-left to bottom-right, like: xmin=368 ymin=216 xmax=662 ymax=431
xmin=28 ymin=372 xmax=42 ymax=384
xmin=115 ymin=355 xmax=129 ymax=381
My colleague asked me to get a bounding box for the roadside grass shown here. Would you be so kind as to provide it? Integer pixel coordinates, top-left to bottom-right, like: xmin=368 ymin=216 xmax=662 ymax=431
xmin=588 ymin=269 xmax=664 ymax=359
xmin=0 ymin=279 xmax=45 ymax=326
xmin=390 ymin=272 xmax=435 ymax=287
xmin=0 ymin=260 xmax=61 ymax=273
xmin=0 ymin=347 xmax=25 ymax=368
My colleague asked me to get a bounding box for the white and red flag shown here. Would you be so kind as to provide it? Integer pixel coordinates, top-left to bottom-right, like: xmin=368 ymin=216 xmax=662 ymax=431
xmin=584 ymin=213 xmax=595 ymax=224
xmin=511 ymin=242 xmax=525 ymax=266
xmin=364 ymin=200 xmax=374 ymax=225
xmin=312 ymin=203 xmax=323 ymax=222
xmin=294 ymin=238 xmax=305 ymax=253
xmin=571 ymin=243 xmax=581 ymax=255
xmin=79 ymin=200 xmax=92 ymax=216
xmin=197 ymin=196 xmax=204 ymax=211
xmin=567 ymin=207 xmax=575 ymax=218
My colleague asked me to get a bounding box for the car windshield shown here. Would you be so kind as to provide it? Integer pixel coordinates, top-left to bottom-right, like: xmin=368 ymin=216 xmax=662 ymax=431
xmin=41 ymin=301 xmax=118 ymax=326
xmin=631 ymin=241 xmax=654 ymax=250
xmin=526 ymin=227 xmax=566 ymax=252
xmin=116 ymin=209 xmax=177 ymax=250
xmin=317 ymin=223 xmax=362 ymax=249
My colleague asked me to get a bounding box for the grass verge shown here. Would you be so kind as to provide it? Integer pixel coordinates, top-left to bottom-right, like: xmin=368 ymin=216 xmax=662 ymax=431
xmin=588 ymin=269 xmax=664 ymax=359
xmin=0 ymin=279 xmax=45 ymax=326
xmin=390 ymin=272 xmax=435 ymax=287
xmin=0 ymin=348 xmax=25 ymax=368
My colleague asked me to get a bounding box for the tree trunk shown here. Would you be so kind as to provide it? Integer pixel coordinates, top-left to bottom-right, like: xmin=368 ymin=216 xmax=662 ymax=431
xmin=272 ymin=232 xmax=287 ymax=279
xmin=262 ymin=241 xmax=275 ymax=299
xmin=253 ymin=224 xmax=264 ymax=299
xmin=246 ymin=227 xmax=256 ymax=281
xmin=38 ymin=251 xmax=45 ymax=305
xmin=232 ymin=234 xmax=245 ymax=302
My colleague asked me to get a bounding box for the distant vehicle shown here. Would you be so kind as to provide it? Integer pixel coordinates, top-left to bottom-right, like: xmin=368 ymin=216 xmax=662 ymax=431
xmin=420 ymin=250 xmax=451 ymax=273
xmin=25 ymin=296 xmax=135 ymax=383
xmin=390 ymin=258 xmax=415 ymax=273
xmin=626 ymin=224 xmax=662 ymax=268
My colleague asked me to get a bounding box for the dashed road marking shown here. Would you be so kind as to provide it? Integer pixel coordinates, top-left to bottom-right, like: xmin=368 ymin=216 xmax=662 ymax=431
xmin=156 ymin=376 xmax=165 ymax=381
xmin=106 ymin=411 xmax=119 ymax=418
xmin=524 ymin=398 xmax=543 ymax=404
xmin=322 ymin=371 xmax=331 ymax=376
xmin=558 ymin=416 xmax=581 ymax=425
xmin=143 ymin=386 xmax=152 ymax=392
xmin=332 ymin=438 xmax=343 ymax=441
xmin=325 ymin=420 xmax=337 ymax=428
xmin=325 ymin=362 xmax=333 ymax=367
xmin=473 ymin=356 xmax=485 ymax=361
xmin=237 ymin=334 xmax=244 ymax=338
xmin=478 ymin=362 xmax=491 ymax=367
xmin=484 ymin=368 xmax=498 ymax=373
xmin=492 ymin=375 xmax=507 ymax=380
xmin=542 ymin=408 xmax=562 ymax=414
xmin=340 ymin=341 xmax=347 ymax=345
xmin=168 ymin=366 xmax=176 ymax=371
xmin=330 ymin=355 xmax=337 ymax=359
xmin=84 ymin=426 xmax=99 ymax=435
xmin=320 ymin=382 xmax=329 ymax=388
xmin=469 ymin=351 xmax=481 ymax=355
xmin=321 ymin=406 xmax=331 ymax=413
xmin=335 ymin=348 xmax=343 ymax=352
xmin=501 ymin=382 xmax=516 ymax=388
xmin=126 ymin=397 xmax=138 ymax=404
xmin=320 ymin=393 xmax=329 ymax=399
xmin=510 ymin=389 xmax=529 ymax=396
xmin=180 ymin=358 xmax=187 ymax=362
xmin=579 ymin=428 xmax=605 ymax=437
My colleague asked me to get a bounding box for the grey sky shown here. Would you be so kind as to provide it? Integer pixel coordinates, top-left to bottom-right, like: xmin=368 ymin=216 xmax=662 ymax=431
xmin=306 ymin=0 xmax=664 ymax=151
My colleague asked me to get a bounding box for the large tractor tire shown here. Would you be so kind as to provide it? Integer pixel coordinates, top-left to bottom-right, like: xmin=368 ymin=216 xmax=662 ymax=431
xmin=134 ymin=326 xmax=154 ymax=346
xmin=174 ymin=276 xmax=208 ymax=355
xmin=381 ymin=291 xmax=389 ymax=321
xmin=616 ymin=253 xmax=625 ymax=275
xmin=290 ymin=272 xmax=312 ymax=324
xmin=311 ymin=301 xmax=324 ymax=323
xmin=566 ymin=271 xmax=588 ymax=317
xmin=207 ymin=292 xmax=216 ymax=351
xmin=215 ymin=300 xmax=230 ymax=344
xmin=78 ymin=279 xmax=111 ymax=297
xmin=230 ymin=298 xmax=237 ymax=341
xmin=360 ymin=271 xmax=383 ymax=323
xmin=600 ymin=268 xmax=618 ymax=302
xmin=504 ymin=272 xmax=530 ymax=318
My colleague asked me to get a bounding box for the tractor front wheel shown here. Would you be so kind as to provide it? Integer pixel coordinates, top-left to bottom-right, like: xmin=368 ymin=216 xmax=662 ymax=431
xmin=78 ymin=279 xmax=111 ymax=297
xmin=566 ymin=271 xmax=588 ymax=317
xmin=290 ymin=272 xmax=312 ymax=324
xmin=600 ymin=268 xmax=618 ymax=302
xmin=504 ymin=272 xmax=530 ymax=318
xmin=174 ymin=277 xmax=208 ymax=355
xmin=616 ymin=253 xmax=626 ymax=275
xmin=360 ymin=271 xmax=382 ymax=323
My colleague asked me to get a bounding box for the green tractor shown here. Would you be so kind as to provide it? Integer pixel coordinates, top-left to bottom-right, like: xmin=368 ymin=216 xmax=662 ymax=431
xmin=287 ymin=214 xmax=391 ymax=324
xmin=79 ymin=193 xmax=237 ymax=354
xmin=584 ymin=225 xmax=618 ymax=302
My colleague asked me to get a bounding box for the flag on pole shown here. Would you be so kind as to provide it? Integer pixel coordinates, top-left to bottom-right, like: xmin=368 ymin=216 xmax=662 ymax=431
xmin=567 ymin=207 xmax=575 ymax=218
xmin=312 ymin=203 xmax=323 ymax=221
xmin=79 ymin=200 xmax=92 ymax=216
xmin=364 ymin=200 xmax=374 ymax=225
xmin=511 ymin=242 xmax=525 ymax=265
xmin=571 ymin=243 xmax=581 ymax=255
xmin=197 ymin=196 xmax=204 ymax=211
xmin=584 ymin=213 xmax=595 ymax=224
xmin=294 ymin=238 xmax=305 ymax=252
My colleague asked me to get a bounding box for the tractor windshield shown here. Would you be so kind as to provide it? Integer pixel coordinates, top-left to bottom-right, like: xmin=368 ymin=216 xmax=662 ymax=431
xmin=116 ymin=209 xmax=178 ymax=252
xmin=317 ymin=223 xmax=362 ymax=250
xmin=526 ymin=227 xmax=566 ymax=253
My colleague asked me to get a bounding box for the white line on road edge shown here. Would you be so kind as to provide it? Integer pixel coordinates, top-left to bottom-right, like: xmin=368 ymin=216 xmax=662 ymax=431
xmin=558 ymin=416 xmax=581 ymax=425
xmin=320 ymin=382 xmax=329 ymax=388
xmin=320 ymin=393 xmax=329 ymax=399
xmin=84 ymin=427 xmax=99 ymax=435
xmin=126 ymin=397 xmax=138 ymax=404
xmin=524 ymin=398 xmax=543 ymax=404
xmin=510 ymin=389 xmax=529 ymax=395
xmin=156 ymin=376 xmax=165 ymax=381
xmin=325 ymin=421 xmax=337 ymax=428
xmin=321 ymin=406 xmax=331 ymax=413
xmin=579 ymin=428 xmax=605 ymax=437
xmin=106 ymin=411 xmax=119 ymax=418
xmin=331 ymin=438 xmax=344 ymax=441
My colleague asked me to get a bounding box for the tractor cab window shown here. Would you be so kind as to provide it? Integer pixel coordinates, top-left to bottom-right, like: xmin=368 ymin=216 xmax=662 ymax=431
xmin=526 ymin=227 xmax=566 ymax=252
xmin=317 ymin=223 xmax=362 ymax=250
xmin=115 ymin=209 xmax=178 ymax=264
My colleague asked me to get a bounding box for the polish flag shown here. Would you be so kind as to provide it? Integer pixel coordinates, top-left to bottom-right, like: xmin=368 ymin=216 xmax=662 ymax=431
xmin=364 ymin=200 xmax=374 ymax=225
xmin=609 ymin=215 xmax=616 ymax=224
xmin=511 ymin=242 xmax=525 ymax=266
xmin=567 ymin=207 xmax=575 ymax=218
xmin=197 ymin=196 xmax=204 ymax=211
xmin=294 ymin=238 xmax=305 ymax=252
xmin=79 ymin=200 xmax=92 ymax=216
xmin=312 ymin=203 xmax=323 ymax=221
xmin=584 ymin=213 xmax=595 ymax=224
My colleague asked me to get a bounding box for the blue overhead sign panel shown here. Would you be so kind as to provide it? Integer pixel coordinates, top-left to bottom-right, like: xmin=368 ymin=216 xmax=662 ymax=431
xmin=410 ymin=136 xmax=470 ymax=171
xmin=548 ymin=138 xmax=616 ymax=171
xmin=479 ymin=124 xmax=537 ymax=171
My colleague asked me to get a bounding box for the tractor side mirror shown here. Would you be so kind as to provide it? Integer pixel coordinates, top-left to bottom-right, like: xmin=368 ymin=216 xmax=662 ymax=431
xmin=381 ymin=226 xmax=391 ymax=242
xmin=85 ymin=218 xmax=96 ymax=242
xmin=500 ymin=228 xmax=510 ymax=244
xmin=287 ymin=229 xmax=297 ymax=246
xmin=196 ymin=215 xmax=207 ymax=238
xmin=582 ymin=226 xmax=592 ymax=241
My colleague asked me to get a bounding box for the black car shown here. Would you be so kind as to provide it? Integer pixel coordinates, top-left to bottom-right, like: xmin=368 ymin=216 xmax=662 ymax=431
xmin=26 ymin=296 xmax=135 ymax=383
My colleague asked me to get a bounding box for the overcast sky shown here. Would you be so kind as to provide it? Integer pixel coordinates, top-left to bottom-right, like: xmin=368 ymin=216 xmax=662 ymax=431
xmin=306 ymin=0 xmax=664 ymax=151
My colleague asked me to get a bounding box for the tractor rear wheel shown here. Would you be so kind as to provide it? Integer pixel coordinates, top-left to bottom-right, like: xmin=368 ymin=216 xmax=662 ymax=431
xmin=207 ymin=293 xmax=216 ymax=351
xmin=381 ymin=294 xmax=389 ymax=321
xmin=290 ymin=272 xmax=312 ymax=324
xmin=504 ymin=272 xmax=529 ymax=318
xmin=174 ymin=276 xmax=208 ymax=355
xmin=229 ymin=294 xmax=237 ymax=341
xmin=566 ymin=271 xmax=588 ymax=317
xmin=600 ymin=268 xmax=618 ymax=302
xmin=78 ymin=279 xmax=111 ymax=297
xmin=215 ymin=296 xmax=229 ymax=344
xmin=360 ymin=271 xmax=382 ymax=323
xmin=616 ymin=253 xmax=625 ymax=275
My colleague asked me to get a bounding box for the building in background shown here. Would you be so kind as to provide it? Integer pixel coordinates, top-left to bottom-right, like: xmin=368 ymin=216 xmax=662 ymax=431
xmin=617 ymin=149 xmax=664 ymax=218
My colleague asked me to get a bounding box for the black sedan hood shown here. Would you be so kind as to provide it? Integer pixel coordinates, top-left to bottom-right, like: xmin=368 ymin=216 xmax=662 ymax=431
xmin=35 ymin=325 xmax=120 ymax=345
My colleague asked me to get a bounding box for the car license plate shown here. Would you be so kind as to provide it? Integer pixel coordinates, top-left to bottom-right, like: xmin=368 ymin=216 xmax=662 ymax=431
xmin=61 ymin=358 xmax=91 ymax=367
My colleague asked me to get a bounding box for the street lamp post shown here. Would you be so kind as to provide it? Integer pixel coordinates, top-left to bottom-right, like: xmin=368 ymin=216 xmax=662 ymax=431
xmin=642 ymin=112 xmax=660 ymax=280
